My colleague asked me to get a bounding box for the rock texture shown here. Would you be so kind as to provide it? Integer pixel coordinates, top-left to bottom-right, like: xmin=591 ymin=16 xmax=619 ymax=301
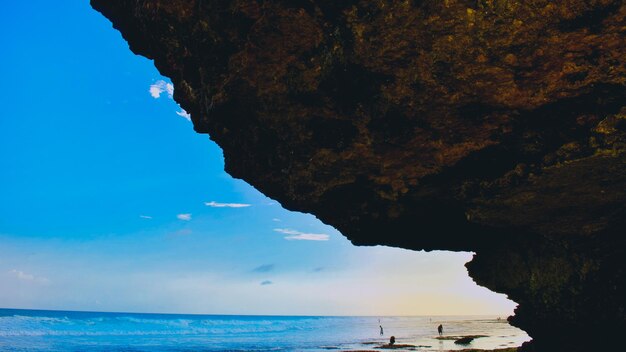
xmin=90 ymin=1 xmax=625 ymax=350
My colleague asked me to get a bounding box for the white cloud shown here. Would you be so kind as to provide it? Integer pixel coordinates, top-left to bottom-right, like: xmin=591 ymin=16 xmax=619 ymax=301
xmin=176 ymin=109 xmax=191 ymax=121
xmin=273 ymin=228 xmax=329 ymax=241
xmin=272 ymin=218 xmax=281 ymax=222
xmin=139 ymin=215 xmax=152 ymax=219
xmin=149 ymin=86 xmax=162 ymax=98
xmin=285 ymin=234 xmax=330 ymax=241
xmin=9 ymin=269 xmax=49 ymax=284
xmin=149 ymin=80 xmax=173 ymax=99
xmin=149 ymin=80 xmax=193 ymax=121
xmin=177 ymin=213 xmax=192 ymax=221
xmin=10 ymin=269 xmax=33 ymax=281
xmin=204 ymin=201 xmax=251 ymax=208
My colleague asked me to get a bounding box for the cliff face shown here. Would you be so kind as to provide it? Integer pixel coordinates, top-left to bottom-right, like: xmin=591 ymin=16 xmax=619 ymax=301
xmin=90 ymin=1 xmax=625 ymax=350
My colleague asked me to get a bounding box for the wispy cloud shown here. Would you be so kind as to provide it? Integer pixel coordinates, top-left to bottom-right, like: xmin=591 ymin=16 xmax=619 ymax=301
xmin=176 ymin=109 xmax=191 ymax=121
xmin=272 ymin=218 xmax=281 ymax=222
xmin=9 ymin=269 xmax=49 ymax=284
xmin=204 ymin=201 xmax=251 ymax=208
xmin=273 ymin=228 xmax=330 ymax=241
xmin=177 ymin=213 xmax=192 ymax=221
xmin=139 ymin=215 xmax=152 ymax=219
xmin=313 ymin=267 xmax=325 ymax=272
xmin=252 ymin=264 xmax=275 ymax=273
xmin=149 ymin=80 xmax=174 ymax=99
xmin=260 ymin=280 xmax=273 ymax=286
xmin=285 ymin=234 xmax=330 ymax=241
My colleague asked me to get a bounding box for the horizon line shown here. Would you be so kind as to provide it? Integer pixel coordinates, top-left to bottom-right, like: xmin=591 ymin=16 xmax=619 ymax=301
xmin=0 ymin=307 xmax=508 ymax=318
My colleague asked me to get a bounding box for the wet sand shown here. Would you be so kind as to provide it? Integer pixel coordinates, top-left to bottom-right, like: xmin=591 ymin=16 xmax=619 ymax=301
xmin=343 ymin=349 xmax=517 ymax=352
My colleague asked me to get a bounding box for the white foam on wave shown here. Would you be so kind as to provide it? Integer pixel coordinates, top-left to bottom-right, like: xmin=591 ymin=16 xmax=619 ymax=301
xmin=2 ymin=315 xmax=73 ymax=324
xmin=0 ymin=314 xmax=308 ymax=337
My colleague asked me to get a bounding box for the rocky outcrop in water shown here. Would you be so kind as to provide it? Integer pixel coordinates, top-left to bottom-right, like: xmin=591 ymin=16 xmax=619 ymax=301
xmin=90 ymin=1 xmax=625 ymax=350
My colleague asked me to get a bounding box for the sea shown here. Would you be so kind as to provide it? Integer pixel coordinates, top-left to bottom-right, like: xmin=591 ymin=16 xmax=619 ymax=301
xmin=0 ymin=309 xmax=530 ymax=351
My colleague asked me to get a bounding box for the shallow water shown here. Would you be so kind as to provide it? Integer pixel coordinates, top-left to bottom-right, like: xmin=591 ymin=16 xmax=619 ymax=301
xmin=0 ymin=308 xmax=530 ymax=351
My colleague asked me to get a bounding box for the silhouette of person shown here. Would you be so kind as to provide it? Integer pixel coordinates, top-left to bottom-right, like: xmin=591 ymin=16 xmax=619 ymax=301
xmin=389 ymin=336 xmax=395 ymax=346
xmin=438 ymin=324 xmax=443 ymax=336
xmin=380 ymin=325 xmax=384 ymax=336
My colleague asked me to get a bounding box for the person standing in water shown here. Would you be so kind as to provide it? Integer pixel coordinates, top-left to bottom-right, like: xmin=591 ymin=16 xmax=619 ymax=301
xmin=380 ymin=325 xmax=384 ymax=336
xmin=437 ymin=324 xmax=443 ymax=336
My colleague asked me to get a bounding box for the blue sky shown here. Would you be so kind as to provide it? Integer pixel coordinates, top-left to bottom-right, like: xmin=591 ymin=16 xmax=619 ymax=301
xmin=0 ymin=1 xmax=516 ymax=316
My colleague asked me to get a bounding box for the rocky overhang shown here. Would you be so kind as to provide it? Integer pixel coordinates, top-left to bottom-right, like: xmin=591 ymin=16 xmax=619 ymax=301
xmin=90 ymin=1 xmax=626 ymax=350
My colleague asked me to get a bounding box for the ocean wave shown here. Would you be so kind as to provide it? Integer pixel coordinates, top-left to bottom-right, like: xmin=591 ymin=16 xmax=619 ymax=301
xmin=0 ymin=312 xmax=532 ymax=352
xmin=0 ymin=314 xmax=311 ymax=337
xmin=2 ymin=315 xmax=74 ymax=324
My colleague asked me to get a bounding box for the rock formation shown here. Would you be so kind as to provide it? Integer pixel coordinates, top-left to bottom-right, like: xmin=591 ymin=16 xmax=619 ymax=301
xmin=90 ymin=1 xmax=625 ymax=350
